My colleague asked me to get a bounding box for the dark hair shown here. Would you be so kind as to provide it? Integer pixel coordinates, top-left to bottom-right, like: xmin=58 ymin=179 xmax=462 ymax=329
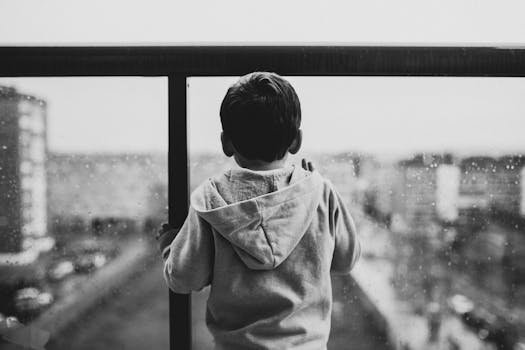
xmin=220 ymin=72 xmax=301 ymax=162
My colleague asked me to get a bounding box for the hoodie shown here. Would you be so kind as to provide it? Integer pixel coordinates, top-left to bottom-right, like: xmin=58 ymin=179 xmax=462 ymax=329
xmin=164 ymin=165 xmax=360 ymax=350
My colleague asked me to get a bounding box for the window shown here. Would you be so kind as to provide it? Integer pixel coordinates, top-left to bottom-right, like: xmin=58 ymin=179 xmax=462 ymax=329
xmin=0 ymin=47 xmax=524 ymax=350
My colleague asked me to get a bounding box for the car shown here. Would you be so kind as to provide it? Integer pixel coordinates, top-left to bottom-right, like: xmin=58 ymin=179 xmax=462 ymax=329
xmin=48 ymin=260 xmax=75 ymax=281
xmin=448 ymin=294 xmax=474 ymax=315
xmin=74 ymin=252 xmax=107 ymax=273
xmin=13 ymin=288 xmax=53 ymax=316
xmin=0 ymin=314 xmax=20 ymax=330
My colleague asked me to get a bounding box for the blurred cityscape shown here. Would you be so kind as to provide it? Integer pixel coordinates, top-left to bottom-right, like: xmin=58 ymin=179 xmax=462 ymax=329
xmin=1 ymin=84 xmax=525 ymax=350
xmin=0 ymin=86 xmax=169 ymax=349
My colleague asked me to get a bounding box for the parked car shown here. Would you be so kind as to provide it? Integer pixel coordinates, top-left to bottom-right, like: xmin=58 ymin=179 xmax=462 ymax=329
xmin=448 ymin=294 xmax=474 ymax=315
xmin=74 ymin=252 xmax=107 ymax=273
xmin=13 ymin=288 xmax=53 ymax=317
xmin=66 ymin=238 xmax=115 ymax=274
xmin=48 ymin=260 xmax=75 ymax=281
xmin=0 ymin=314 xmax=20 ymax=330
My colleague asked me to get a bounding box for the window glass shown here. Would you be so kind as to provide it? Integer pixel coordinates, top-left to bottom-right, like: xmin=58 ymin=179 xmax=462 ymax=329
xmin=0 ymin=77 xmax=168 ymax=350
xmin=188 ymin=76 xmax=525 ymax=350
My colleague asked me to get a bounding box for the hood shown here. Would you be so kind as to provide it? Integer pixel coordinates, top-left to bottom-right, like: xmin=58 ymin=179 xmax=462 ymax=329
xmin=191 ymin=168 xmax=324 ymax=270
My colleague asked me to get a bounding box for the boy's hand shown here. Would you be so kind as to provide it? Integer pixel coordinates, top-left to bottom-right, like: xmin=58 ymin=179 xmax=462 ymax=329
xmin=301 ymin=158 xmax=315 ymax=172
xmin=156 ymin=223 xmax=180 ymax=259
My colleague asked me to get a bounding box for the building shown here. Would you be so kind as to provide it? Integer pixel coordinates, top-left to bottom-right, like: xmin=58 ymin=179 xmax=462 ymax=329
xmin=360 ymin=156 xmax=397 ymax=224
xmin=490 ymin=155 xmax=525 ymax=217
xmin=522 ymin=166 xmax=525 ymax=217
xmin=458 ymin=156 xmax=496 ymax=211
xmin=0 ymin=86 xmax=50 ymax=260
xmin=435 ymin=163 xmax=460 ymax=222
xmin=392 ymin=154 xmax=458 ymax=234
xmin=47 ymin=152 xmax=168 ymax=237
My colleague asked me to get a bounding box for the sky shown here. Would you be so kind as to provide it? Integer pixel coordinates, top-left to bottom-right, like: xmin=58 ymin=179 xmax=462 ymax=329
xmin=0 ymin=77 xmax=169 ymax=153
xmin=189 ymin=77 xmax=525 ymax=158
xmin=1 ymin=76 xmax=525 ymax=159
xmin=0 ymin=1 xmax=525 ymax=45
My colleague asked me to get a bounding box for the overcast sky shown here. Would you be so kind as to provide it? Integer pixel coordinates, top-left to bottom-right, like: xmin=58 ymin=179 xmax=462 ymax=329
xmin=1 ymin=1 xmax=524 ymax=45
xmin=189 ymin=76 xmax=525 ymax=158
xmin=0 ymin=77 xmax=169 ymax=153
xmin=1 ymin=76 xmax=525 ymax=159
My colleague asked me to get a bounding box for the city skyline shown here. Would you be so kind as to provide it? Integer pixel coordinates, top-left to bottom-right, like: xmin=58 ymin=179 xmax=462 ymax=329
xmin=1 ymin=77 xmax=525 ymax=159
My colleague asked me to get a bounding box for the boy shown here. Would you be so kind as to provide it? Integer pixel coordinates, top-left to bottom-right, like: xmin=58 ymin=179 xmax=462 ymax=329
xmin=158 ymin=72 xmax=360 ymax=350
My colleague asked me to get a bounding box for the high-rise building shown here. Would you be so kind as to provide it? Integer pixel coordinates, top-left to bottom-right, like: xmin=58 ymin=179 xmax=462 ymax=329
xmin=458 ymin=156 xmax=496 ymax=211
xmin=392 ymin=154 xmax=458 ymax=233
xmin=491 ymin=155 xmax=525 ymax=216
xmin=0 ymin=86 xmax=48 ymax=258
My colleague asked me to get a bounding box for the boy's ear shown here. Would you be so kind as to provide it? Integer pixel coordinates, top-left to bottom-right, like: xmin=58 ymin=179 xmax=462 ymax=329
xmin=221 ymin=132 xmax=235 ymax=157
xmin=288 ymin=129 xmax=302 ymax=155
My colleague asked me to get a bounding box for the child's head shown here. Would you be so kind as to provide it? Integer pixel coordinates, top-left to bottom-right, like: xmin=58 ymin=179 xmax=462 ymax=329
xmin=220 ymin=72 xmax=302 ymax=165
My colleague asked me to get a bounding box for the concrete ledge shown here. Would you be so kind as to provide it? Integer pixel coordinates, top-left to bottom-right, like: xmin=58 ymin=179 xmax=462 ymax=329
xmin=346 ymin=274 xmax=399 ymax=350
xmin=31 ymin=239 xmax=153 ymax=337
xmin=353 ymin=259 xmax=420 ymax=350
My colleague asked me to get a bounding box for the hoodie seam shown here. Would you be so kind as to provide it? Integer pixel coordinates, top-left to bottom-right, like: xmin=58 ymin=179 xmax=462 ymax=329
xmin=256 ymin=199 xmax=276 ymax=267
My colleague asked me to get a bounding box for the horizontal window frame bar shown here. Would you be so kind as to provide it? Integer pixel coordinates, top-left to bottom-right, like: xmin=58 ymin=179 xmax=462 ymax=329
xmin=0 ymin=46 xmax=525 ymax=77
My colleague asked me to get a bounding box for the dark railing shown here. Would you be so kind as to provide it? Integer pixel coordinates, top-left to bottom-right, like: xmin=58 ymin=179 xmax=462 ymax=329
xmin=1 ymin=46 xmax=525 ymax=77
xmin=1 ymin=45 xmax=525 ymax=350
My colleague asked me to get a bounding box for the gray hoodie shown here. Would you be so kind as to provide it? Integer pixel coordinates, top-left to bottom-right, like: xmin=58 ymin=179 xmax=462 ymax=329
xmin=164 ymin=165 xmax=360 ymax=350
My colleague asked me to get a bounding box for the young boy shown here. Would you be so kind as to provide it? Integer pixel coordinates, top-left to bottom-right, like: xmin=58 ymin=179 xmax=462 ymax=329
xmin=158 ymin=72 xmax=360 ymax=350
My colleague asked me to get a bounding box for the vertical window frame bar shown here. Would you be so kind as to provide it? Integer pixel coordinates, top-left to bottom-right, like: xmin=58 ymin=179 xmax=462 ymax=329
xmin=168 ymin=75 xmax=191 ymax=350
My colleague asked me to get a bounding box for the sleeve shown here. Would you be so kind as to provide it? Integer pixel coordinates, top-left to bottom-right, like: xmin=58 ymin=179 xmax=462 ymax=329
xmin=329 ymin=185 xmax=361 ymax=275
xmin=163 ymin=206 xmax=214 ymax=293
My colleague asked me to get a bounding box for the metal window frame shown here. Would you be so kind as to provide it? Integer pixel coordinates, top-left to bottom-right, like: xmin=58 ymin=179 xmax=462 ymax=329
xmin=1 ymin=45 xmax=525 ymax=350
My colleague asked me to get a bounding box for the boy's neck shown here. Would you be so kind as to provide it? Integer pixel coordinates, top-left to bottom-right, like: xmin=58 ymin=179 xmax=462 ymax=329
xmin=234 ymin=154 xmax=289 ymax=171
